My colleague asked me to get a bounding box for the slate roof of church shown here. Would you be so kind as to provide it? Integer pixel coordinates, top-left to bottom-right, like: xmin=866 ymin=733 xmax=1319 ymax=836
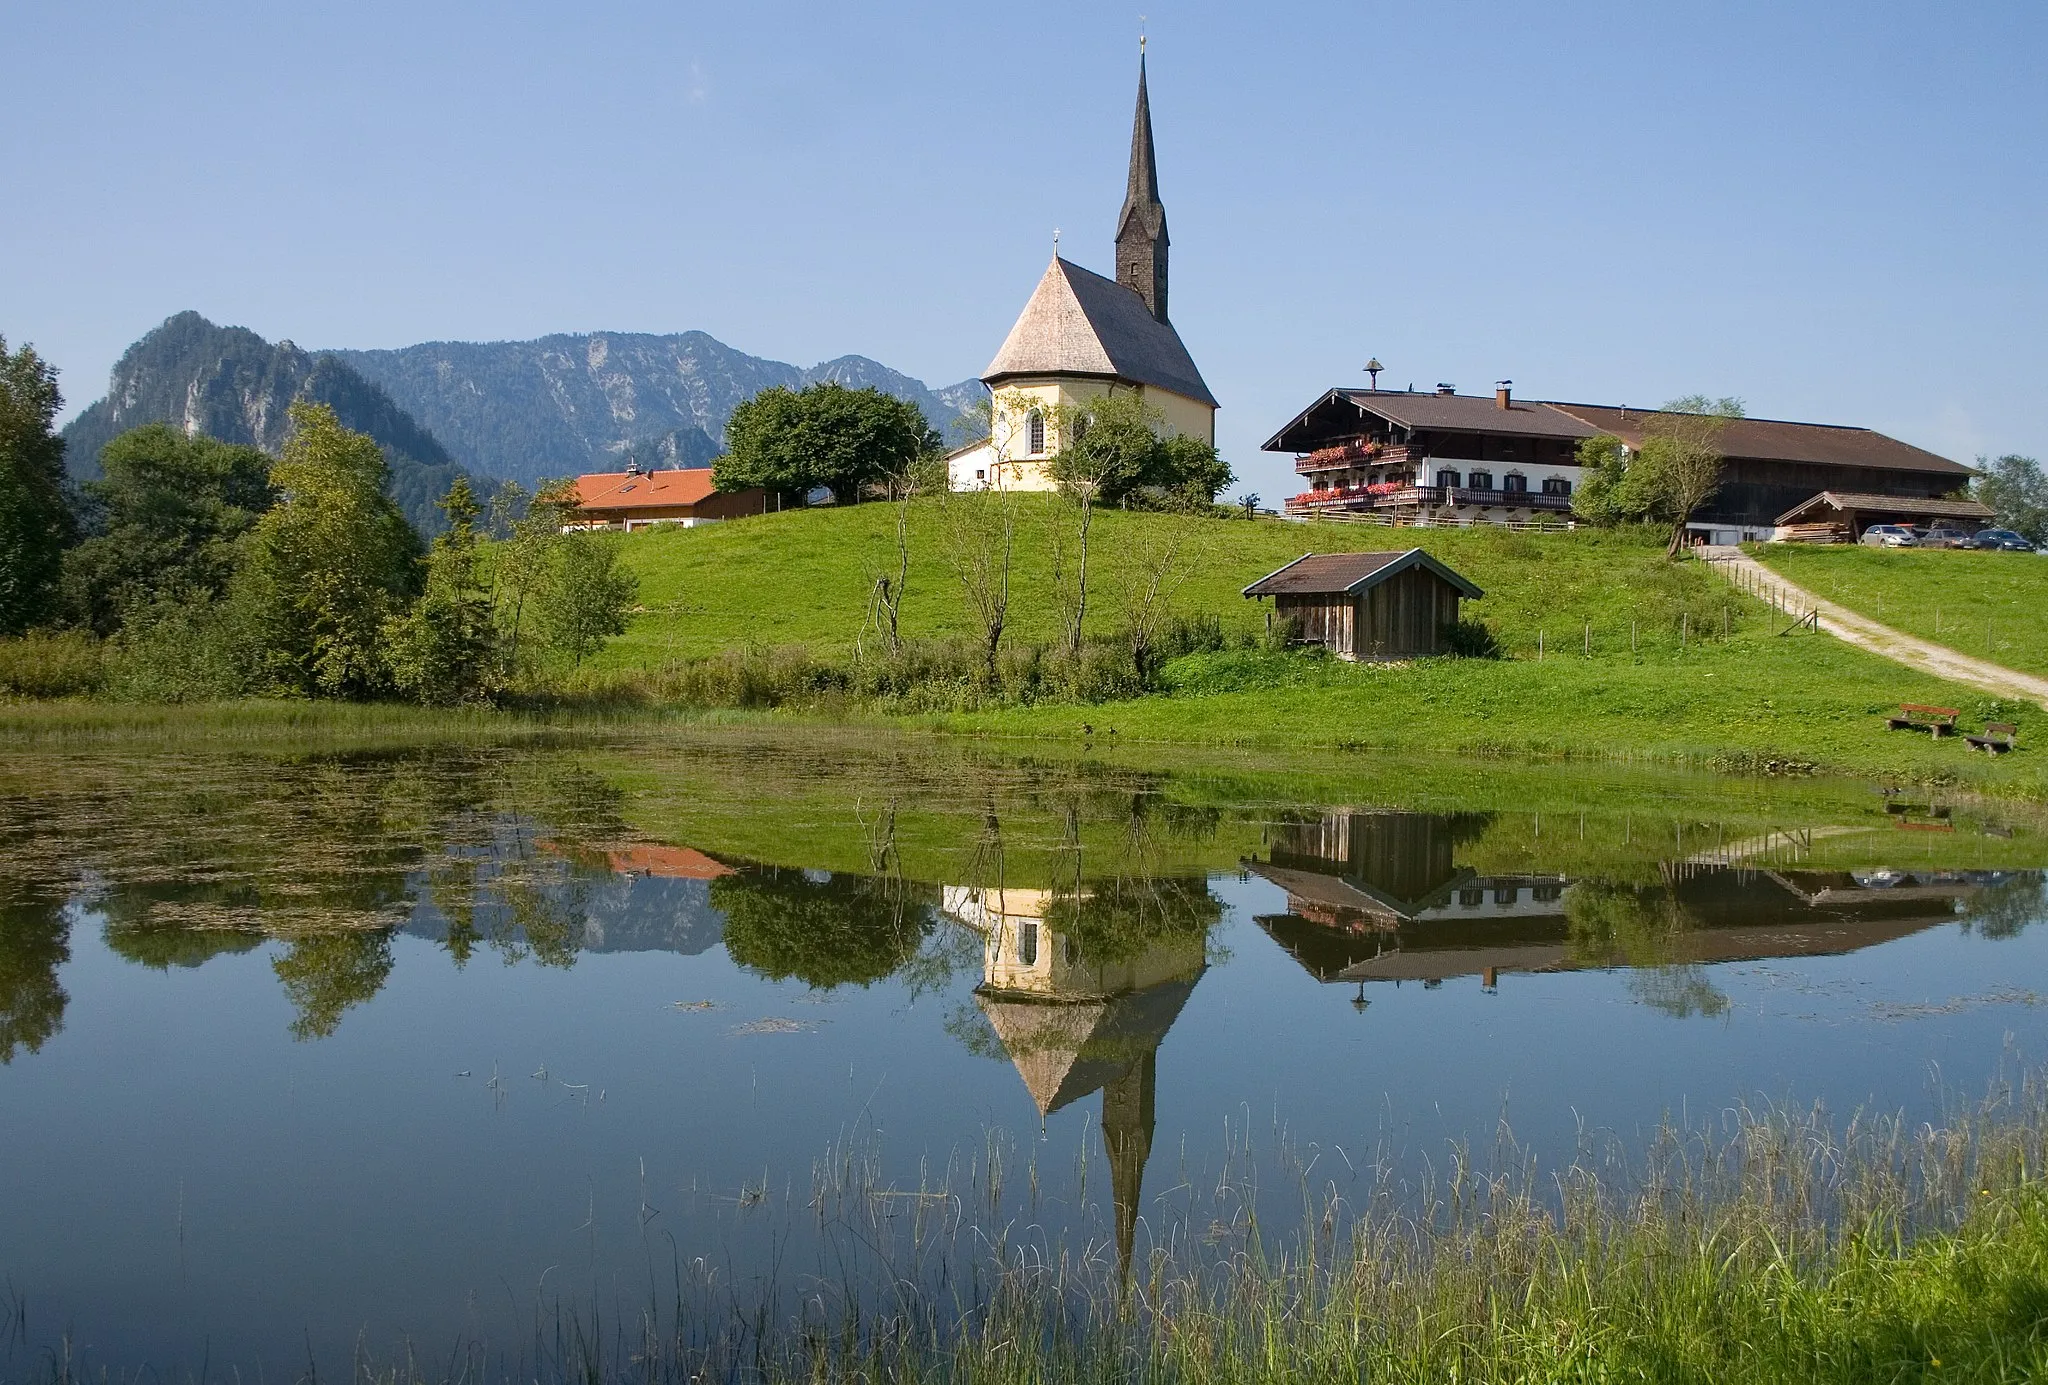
xmin=983 ymin=257 xmax=1218 ymax=408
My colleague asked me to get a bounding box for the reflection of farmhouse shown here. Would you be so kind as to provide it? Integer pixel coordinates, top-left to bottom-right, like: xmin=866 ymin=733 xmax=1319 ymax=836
xmin=941 ymin=885 xmax=1206 ymax=1281
xmin=1248 ymin=812 xmax=2011 ymax=990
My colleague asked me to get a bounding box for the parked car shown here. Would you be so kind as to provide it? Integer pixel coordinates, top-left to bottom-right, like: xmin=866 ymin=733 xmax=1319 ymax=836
xmin=1859 ymin=524 xmax=1917 ymax=547
xmin=1915 ymin=526 xmax=1976 ymax=549
xmin=1969 ymin=528 xmax=2039 ymax=552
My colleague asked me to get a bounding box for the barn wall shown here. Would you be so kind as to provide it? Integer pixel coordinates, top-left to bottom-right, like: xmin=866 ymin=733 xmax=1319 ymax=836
xmin=1357 ymin=569 xmax=1461 ymax=659
xmin=1275 ymin=594 xmax=1354 ymax=655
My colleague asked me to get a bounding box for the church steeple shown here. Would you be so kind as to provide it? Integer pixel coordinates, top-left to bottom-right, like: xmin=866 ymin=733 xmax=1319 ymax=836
xmin=1115 ymin=50 xmax=1170 ymax=323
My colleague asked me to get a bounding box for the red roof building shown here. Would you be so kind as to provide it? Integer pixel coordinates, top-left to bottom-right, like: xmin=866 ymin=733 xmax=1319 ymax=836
xmin=568 ymin=468 xmax=766 ymax=531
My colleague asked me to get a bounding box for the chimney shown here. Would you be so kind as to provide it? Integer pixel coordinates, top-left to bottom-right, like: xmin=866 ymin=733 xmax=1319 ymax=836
xmin=1495 ymin=380 xmax=1513 ymax=410
xmin=1435 ymin=382 xmax=1456 ymax=396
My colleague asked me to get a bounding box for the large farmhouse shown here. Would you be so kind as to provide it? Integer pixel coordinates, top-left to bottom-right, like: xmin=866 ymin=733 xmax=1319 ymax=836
xmin=1267 ymin=384 xmax=1983 ymax=543
xmin=948 ymin=51 xmax=1216 ymax=492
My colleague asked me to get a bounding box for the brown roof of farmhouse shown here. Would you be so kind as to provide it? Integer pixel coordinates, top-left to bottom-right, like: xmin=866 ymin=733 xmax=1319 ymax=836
xmin=983 ymin=256 xmax=1217 ymax=406
xmin=1262 ymin=390 xmax=1971 ymax=478
xmin=1545 ymin=404 xmax=1975 ymax=477
xmin=1242 ymin=549 xmax=1485 ymax=600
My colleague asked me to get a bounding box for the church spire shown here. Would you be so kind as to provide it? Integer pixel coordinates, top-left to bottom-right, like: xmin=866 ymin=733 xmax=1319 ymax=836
xmin=1115 ymin=50 xmax=1170 ymax=322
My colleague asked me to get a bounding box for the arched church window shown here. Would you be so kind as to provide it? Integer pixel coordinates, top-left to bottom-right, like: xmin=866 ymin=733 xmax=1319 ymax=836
xmin=1016 ymin=921 xmax=1039 ymax=967
xmin=1026 ymin=409 xmax=1046 ymax=456
xmin=1071 ymin=414 xmax=1090 ymax=445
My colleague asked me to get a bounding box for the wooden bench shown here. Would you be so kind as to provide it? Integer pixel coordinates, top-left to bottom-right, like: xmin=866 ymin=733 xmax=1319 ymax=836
xmin=1885 ymin=704 xmax=1959 ymax=736
xmin=1965 ymin=722 xmax=2019 ymax=755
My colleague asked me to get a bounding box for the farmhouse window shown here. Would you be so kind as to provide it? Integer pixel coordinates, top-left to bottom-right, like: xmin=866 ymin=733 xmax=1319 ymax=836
xmin=1542 ymin=476 xmax=1571 ymax=496
xmin=1503 ymin=473 xmax=1528 ymax=494
xmin=1436 ymin=469 xmax=1461 ymax=489
xmin=1467 ymin=470 xmax=1493 ymax=491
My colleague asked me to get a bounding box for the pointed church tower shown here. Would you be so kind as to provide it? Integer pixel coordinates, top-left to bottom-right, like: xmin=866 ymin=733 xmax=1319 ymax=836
xmin=954 ymin=43 xmax=1215 ymax=493
xmin=1115 ymin=51 xmax=1170 ymax=323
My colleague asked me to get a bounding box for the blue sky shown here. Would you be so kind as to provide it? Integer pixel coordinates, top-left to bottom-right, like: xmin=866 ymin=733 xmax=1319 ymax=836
xmin=4 ymin=0 xmax=2043 ymax=499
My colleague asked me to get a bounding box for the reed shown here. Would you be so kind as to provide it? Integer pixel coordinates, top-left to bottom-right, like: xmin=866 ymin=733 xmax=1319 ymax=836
xmin=53 ymin=1072 xmax=2031 ymax=1385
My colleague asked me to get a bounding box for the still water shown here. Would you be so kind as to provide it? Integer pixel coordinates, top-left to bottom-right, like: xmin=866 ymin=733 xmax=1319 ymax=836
xmin=1 ymin=733 xmax=2044 ymax=1375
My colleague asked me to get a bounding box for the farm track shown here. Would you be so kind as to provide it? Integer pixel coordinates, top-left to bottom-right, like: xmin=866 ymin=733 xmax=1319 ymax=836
xmin=1705 ymin=546 xmax=2048 ymax=710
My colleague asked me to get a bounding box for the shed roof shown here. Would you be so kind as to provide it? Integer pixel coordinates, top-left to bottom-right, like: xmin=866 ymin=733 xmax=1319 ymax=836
xmin=574 ymin=468 xmax=721 ymax=512
xmin=1545 ymin=404 xmax=1975 ymax=477
xmin=1242 ymin=549 xmax=1485 ymax=600
xmin=983 ymin=256 xmax=1217 ymax=407
xmin=1775 ymin=491 xmax=1995 ymax=525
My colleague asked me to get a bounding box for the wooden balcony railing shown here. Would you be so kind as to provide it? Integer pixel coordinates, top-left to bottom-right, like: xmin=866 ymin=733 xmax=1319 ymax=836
xmin=1286 ymin=485 xmax=1574 ymax=513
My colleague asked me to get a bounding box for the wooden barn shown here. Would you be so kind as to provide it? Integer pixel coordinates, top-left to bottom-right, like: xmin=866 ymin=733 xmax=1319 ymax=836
xmin=1242 ymin=550 xmax=1482 ymax=660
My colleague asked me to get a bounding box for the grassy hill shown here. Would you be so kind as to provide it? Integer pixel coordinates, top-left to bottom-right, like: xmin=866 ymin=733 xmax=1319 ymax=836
xmin=597 ymin=500 xmax=1736 ymax=667
xmin=591 ymin=502 xmax=2043 ymax=793
xmin=1751 ymin=543 xmax=2048 ymax=677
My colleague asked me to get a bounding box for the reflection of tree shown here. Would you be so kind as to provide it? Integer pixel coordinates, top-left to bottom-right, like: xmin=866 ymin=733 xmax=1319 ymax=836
xmin=103 ymin=926 xmax=263 ymax=971
xmin=1042 ymin=875 xmax=1221 ymax=965
xmin=1565 ymin=880 xmax=1729 ymax=1020
xmin=714 ymin=869 xmax=932 ymax=989
xmin=272 ymin=931 xmax=395 ymax=1040
xmin=1626 ymin=965 xmax=1729 ymax=1019
xmin=0 ymin=884 xmax=68 ymax=1063
xmin=1960 ymin=876 xmax=2046 ymax=941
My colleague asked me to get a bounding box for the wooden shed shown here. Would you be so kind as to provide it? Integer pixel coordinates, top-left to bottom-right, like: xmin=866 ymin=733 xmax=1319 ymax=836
xmin=1242 ymin=550 xmax=1482 ymax=660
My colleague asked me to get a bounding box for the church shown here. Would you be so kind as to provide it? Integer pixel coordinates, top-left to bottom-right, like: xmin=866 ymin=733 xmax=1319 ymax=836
xmin=947 ymin=52 xmax=1218 ymax=492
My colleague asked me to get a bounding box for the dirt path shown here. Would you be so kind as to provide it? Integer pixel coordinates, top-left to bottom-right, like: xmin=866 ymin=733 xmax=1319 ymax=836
xmin=1700 ymin=546 xmax=2048 ymax=709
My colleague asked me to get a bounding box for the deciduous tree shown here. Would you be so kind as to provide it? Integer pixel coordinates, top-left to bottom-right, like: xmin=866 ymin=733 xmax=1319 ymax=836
xmin=234 ymin=402 xmax=421 ymax=698
xmin=533 ymin=532 xmax=637 ymax=671
xmin=1639 ymin=395 xmax=1743 ymax=557
xmin=1972 ymin=454 xmax=2046 ymax=543
xmin=0 ymin=337 xmax=73 ymax=636
xmin=713 ymin=382 xmax=940 ymax=506
xmin=386 ymin=478 xmax=502 ymax=705
xmin=62 ymin=423 xmax=274 ymax=634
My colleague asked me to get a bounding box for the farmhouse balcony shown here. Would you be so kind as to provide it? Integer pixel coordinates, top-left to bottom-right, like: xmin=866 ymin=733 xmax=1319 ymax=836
xmin=1294 ymin=443 xmax=1424 ymax=476
xmin=1285 ymin=485 xmax=1574 ymax=515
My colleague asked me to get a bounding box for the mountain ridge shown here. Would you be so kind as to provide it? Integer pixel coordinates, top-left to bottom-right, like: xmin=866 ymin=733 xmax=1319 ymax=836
xmin=332 ymin=331 xmax=985 ymax=486
xmin=61 ymin=312 xmax=483 ymax=535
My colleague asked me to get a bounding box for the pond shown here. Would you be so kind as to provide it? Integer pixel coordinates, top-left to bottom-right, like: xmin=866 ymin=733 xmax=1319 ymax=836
xmin=1 ymin=732 xmax=2044 ymax=1377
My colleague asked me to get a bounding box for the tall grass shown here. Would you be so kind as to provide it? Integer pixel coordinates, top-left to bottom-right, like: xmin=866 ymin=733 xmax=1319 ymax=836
xmin=40 ymin=1073 xmax=2037 ymax=1385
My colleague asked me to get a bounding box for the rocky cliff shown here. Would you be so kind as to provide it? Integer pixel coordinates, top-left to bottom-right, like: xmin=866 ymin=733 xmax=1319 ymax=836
xmin=62 ymin=312 xmax=482 ymax=534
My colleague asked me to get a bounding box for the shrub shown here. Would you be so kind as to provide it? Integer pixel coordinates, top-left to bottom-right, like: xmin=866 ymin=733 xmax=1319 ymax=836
xmin=0 ymin=631 xmax=104 ymax=698
xmin=102 ymin=597 xmax=252 ymax=703
xmin=1442 ymin=618 xmax=1502 ymax=658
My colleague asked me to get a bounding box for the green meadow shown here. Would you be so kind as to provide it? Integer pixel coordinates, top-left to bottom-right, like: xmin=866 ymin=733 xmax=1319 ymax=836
xmin=587 ymin=501 xmax=2043 ymax=793
xmin=1753 ymin=542 xmax=2048 ymax=678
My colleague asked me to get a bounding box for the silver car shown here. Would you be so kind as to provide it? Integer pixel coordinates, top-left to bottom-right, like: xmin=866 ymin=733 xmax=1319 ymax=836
xmin=1859 ymin=524 xmax=1917 ymax=547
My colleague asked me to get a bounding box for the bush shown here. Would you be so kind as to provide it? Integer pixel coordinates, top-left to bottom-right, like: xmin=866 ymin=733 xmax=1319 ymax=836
xmin=1441 ymin=618 xmax=1502 ymax=658
xmin=0 ymin=631 xmax=104 ymax=698
xmin=102 ymin=597 xmax=252 ymax=703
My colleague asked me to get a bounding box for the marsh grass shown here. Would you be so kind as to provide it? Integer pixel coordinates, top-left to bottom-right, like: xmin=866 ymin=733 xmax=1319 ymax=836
xmin=29 ymin=1074 xmax=2037 ymax=1385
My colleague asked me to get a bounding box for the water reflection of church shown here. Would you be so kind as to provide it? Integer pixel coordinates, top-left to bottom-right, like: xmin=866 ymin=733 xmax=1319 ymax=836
xmin=1248 ymin=811 xmax=2022 ymax=991
xmin=941 ymin=885 xmax=1205 ymax=1280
